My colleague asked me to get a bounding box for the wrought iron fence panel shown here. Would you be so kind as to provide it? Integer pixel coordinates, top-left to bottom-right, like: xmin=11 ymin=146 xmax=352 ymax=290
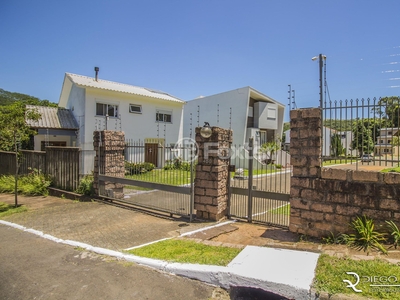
xmin=322 ymin=97 xmax=400 ymax=168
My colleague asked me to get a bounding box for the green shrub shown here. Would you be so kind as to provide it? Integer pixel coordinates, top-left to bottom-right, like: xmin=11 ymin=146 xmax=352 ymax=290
xmin=164 ymin=157 xmax=195 ymax=171
xmin=0 ymin=175 xmax=15 ymax=193
xmin=125 ymin=161 xmax=155 ymax=175
xmin=0 ymin=173 xmax=51 ymax=196
xmin=322 ymin=231 xmax=348 ymax=245
xmin=75 ymin=175 xmax=94 ymax=196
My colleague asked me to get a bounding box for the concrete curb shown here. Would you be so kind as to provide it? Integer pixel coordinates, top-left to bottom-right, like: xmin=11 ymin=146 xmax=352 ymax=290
xmin=0 ymin=220 xmax=315 ymax=299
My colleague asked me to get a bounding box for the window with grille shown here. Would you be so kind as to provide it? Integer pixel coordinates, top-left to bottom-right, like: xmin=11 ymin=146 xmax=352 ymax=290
xmin=156 ymin=111 xmax=172 ymax=123
xmin=96 ymin=103 xmax=119 ymax=117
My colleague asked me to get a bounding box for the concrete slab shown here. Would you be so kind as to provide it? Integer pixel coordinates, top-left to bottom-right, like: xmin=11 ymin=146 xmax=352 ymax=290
xmin=227 ymin=245 xmax=320 ymax=298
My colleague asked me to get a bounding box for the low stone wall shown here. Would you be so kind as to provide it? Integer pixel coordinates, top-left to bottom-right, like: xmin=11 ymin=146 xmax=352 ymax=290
xmin=290 ymin=168 xmax=400 ymax=237
xmin=289 ymin=108 xmax=400 ymax=238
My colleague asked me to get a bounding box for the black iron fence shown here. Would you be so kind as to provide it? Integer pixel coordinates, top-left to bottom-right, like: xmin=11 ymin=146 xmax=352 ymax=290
xmin=229 ymin=138 xmax=291 ymax=227
xmin=98 ymin=139 xmax=196 ymax=219
xmin=322 ymin=97 xmax=400 ymax=168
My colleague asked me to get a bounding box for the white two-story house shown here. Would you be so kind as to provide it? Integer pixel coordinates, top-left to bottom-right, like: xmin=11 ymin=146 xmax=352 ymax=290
xmin=58 ymin=71 xmax=185 ymax=174
xmin=375 ymin=127 xmax=400 ymax=156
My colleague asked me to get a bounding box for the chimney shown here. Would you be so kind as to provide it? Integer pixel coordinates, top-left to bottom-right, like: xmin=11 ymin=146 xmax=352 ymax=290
xmin=94 ymin=66 xmax=99 ymax=81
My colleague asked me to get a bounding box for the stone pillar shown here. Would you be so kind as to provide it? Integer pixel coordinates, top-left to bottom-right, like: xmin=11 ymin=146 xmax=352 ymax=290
xmin=289 ymin=108 xmax=322 ymax=177
xmin=289 ymin=108 xmax=322 ymax=234
xmin=93 ymin=130 xmax=125 ymax=199
xmin=194 ymin=127 xmax=232 ymax=221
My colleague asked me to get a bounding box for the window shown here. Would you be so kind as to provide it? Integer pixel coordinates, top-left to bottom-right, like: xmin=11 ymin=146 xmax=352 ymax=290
xmin=41 ymin=141 xmax=67 ymax=151
xmin=380 ymin=140 xmax=384 ymax=144
xmin=96 ymin=103 xmax=118 ymax=117
xmin=248 ymin=107 xmax=253 ymax=117
xmin=267 ymin=108 xmax=276 ymax=119
xmin=129 ymin=104 xmax=142 ymax=114
xmin=156 ymin=111 xmax=172 ymax=123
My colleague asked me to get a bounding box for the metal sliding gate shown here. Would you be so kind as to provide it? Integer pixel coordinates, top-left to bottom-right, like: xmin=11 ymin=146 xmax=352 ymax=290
xmin=229 ymin=138 xmax=291 ymax=227
xmin=98 ymin=139 xmax=195 ymax=220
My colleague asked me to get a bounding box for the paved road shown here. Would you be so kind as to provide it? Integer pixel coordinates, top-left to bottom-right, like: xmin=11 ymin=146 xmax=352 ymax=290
xmin=327 ymin=160 xmax=397 ymax=171
xmin=0 ymin=194 xmax=214 ymax=251
xmin=0 ymin=224 xmax=223 ymax=300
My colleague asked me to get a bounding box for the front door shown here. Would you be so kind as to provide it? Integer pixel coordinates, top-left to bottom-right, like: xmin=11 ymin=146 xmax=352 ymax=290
xmin=145 ymin=143 xmax=158 ymax=166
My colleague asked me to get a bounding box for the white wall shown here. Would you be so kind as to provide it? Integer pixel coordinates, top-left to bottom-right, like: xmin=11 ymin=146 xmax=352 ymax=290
xmin=256 ymin=102 xmax=278 ymax=130
xmin=84 ymin=89 xmax=183 ymax=144
xmin=66 ymin=87 xmax=184 ymax=173
xmin=183 ymin=87 xmax=250 ymax=145
xmin=64 ymin=83 xmax=86 ymax=147
xmin=33 ymin=134 xmax=76 ymax=151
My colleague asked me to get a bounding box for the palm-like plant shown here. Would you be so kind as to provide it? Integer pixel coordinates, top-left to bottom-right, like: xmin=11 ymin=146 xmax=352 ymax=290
xmin=346 ymin=215 xmax=387 ymax=255
xmin=386 ymin=220 xmax=400 ymax=249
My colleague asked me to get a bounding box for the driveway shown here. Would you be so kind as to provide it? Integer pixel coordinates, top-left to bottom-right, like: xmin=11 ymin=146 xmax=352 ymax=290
xmin=0 ymin=194 xmax=214 ymax=251
xmin=0 ymin=224 xmax=223 ymax=300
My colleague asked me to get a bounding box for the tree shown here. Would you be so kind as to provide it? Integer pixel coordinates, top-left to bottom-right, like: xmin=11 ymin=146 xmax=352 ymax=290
xmin=259 ymin=139 xmax=281 ymax=164
xmin=331 ymin=133 xmax=345 ymax=156
xmin=351 ymin=120 xmax=375 ymax=157
xmin=373 ymin=96 xmax=400 ymax=127
xmin=0 ymin=102 xmax=41 ymax=207
xmin=393 ymin=136 xmax=400 ymax=147
xmin=0 ymin=88 xmax=57 ymax=107
xmin=281 ymin=122 xmax=290 ymax=145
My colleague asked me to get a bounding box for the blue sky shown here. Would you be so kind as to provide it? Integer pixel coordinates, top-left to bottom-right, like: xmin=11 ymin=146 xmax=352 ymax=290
xmin=1 ymin=0 xmax=399 ymax=120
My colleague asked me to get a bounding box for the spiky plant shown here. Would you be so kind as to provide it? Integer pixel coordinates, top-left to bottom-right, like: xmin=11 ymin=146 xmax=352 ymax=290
xmin=346 ymin=215 xmax=387 ymax=255
xmin=386 ymin=220 xmax=400 ymax=249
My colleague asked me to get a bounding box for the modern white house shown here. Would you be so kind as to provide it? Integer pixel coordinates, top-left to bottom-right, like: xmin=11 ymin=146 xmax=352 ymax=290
xmin=26 ymin=105 xmax=79 ymax=151
xmin=374 ymin=127 xmax=400 ymax=156
xmin=284 ymin=128 xmax=357 ymax=157
xmin=183 ymin=87 xmax=285 ymax=146
xmin=58 ymin=71 xmax=185 ymax=174
xmin=183 ymin=87 xmax=286 ymax=168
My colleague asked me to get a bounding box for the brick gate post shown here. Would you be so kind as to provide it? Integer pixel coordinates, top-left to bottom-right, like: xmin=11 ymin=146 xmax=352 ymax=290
xmin=194 ymin=126 xmax=233 ymax=221
xmin=93 ymin=130 xmax=125 ymax=199
xmin=289 ymin=108 xmax=322 ymax=234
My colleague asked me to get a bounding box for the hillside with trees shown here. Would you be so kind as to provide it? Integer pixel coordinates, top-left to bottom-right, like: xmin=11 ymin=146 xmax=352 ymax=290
xmin=0 ymin=88 xmax=57 ymax=107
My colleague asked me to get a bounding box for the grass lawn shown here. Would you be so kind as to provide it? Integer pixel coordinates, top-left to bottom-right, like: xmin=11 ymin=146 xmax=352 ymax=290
xmin=126 ymin=169 xmax=192 ymax=186
xmin=323 ymin=159 xmax=357 ymax=166
xmin=269 ymin=204 xmax=290 ymax=215
xmin=0 ymin=201 xmax=27 ymax=218
xmin=127 ymin=238 xmax=242 ymax=266
xmin=231 ymin=166 xmax=282 ymax=178
xmin=125 ymin=165 xmax=283 ymax=186
xmin=314 ymin=254 xmax=400 ymax=299
xmin=381 ymin=166 xmax=400 ymax=173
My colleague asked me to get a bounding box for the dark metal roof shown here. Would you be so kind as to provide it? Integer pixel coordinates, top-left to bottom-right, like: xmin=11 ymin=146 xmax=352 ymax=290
xmin=26 ymin=105 xmax=78 ymax=130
